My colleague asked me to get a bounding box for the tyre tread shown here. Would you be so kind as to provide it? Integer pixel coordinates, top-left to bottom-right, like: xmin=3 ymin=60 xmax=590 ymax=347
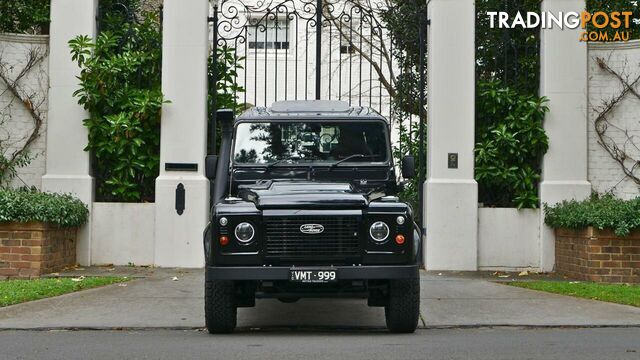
xmin=205 ymin=280 xmax=237 ymax=334
xmin=385 ymin=278 xmax=420 ymax=333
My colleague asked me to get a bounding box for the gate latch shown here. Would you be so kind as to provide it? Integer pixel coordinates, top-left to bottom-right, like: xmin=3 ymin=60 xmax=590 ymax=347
xmin=176 ymin=183 xmax=185 ymax=215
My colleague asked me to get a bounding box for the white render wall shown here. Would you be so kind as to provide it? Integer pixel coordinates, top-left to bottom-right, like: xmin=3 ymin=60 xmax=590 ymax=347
xmin=478 ymin=208 xmax=540 ymax=271
xmin=425 ymin=0 xmax=478 ymax=271
xmin=538 ymin=0 xmax=591 ymax=272
xmin=91 ymin=203 xmax=156 ymax=266
xmin=588 ymin=40 xmax=640 ymax=199
xmin=0 ymin=33 xmax=49 ymax=189
xmin=155 ymin=0 xmax=210 ymax=268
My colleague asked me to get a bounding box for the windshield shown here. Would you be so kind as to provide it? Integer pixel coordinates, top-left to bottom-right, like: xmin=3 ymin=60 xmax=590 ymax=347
xmin=233 ymin=121 xmax=390 ymax=165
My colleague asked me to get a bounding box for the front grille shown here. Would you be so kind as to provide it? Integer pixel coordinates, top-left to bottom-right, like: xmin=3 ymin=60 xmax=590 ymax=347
xmin=264 ymin=216 xmax=360 ymax=263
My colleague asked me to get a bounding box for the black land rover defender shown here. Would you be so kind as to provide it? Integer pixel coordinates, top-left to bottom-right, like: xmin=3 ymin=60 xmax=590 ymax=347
xmin=203 ymin=100 xmax=421 ymax=333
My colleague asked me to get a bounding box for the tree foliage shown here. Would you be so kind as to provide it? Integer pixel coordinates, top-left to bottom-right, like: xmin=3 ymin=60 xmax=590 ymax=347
xmin=392 ymin=123 xmax=422 ymax=214
xmin=475 ymin=80 xmax=549 ymax=208
xmin=0 ymin=0 xmax=50 ymax=35
xmin=476 ymin=0 xmax=546 ymax=208
xmin=379 ymin=0 xmax=427 ymax=118
xmin=70 ymin=4 xmax=163 ymax=202
xmin=586 ymin=0 xmax=640 ymax=40
xmin=476 ymin=0 xmax=541 ymax=95
xmin=208 ymin=46 xmax=246 ymax=153
xmin=378 ymin=1 xmax=427 ymax=219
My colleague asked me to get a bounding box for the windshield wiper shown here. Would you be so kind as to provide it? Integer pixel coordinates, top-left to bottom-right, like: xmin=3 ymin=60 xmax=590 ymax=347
xmin=330 ymin=154 xmax=371 ymax=169
xmin=265 ymin=159 xmax=287 ymax=170
xmin=265 ymin=157 xmax=301 ymax=171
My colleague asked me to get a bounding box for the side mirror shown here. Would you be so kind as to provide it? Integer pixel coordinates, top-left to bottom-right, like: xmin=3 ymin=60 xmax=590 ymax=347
xmin=205 ymin=155 xmax=218 ymax=180
xmin=401 ymin=155 xmax=416 ymax=179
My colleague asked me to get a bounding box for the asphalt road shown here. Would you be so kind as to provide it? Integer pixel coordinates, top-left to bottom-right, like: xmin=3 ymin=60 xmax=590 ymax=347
xmin=1 ymin=327 xmax=639 ymax=360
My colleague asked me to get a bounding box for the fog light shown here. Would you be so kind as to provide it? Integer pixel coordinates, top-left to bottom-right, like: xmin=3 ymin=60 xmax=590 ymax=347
xmin=219 ymin=217 xmax=228 ymax=226
xmin=219 ymin=235 xmax=229 ymax=246
xmin=395 ymin=234 xmax=405 ymax=245
xmin=396 ymin=216 xmax=405 ymax=225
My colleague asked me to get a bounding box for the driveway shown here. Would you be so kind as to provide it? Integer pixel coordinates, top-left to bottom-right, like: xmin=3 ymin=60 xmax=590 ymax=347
xmin=0 ymin=269 xmax=639 ymax=329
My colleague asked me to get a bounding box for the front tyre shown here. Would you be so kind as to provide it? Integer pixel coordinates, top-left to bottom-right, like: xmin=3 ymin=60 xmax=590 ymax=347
xmin=385 ymin=278 xmax=420 ymax=333
xmin=205 ymin=280 xmax=237 ymax=334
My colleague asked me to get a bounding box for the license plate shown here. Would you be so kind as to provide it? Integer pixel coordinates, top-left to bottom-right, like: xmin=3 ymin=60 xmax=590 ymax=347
xmin=289 ymin=269 xmax=337 ymax=283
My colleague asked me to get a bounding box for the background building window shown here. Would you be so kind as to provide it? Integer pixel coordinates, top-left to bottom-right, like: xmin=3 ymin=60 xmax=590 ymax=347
xmin=247 ymin=18 xmax=290 ymax=50
xmin=340 ymin=38 xmax=355 ymax=54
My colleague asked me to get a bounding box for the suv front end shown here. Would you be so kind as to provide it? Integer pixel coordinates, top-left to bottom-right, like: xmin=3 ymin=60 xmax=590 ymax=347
xmin=203 ymin=102 xmax=421 ymax=334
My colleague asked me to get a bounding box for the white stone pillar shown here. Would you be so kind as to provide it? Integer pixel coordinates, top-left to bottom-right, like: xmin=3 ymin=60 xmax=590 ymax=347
xmin=154 ymin=0 xmax=210 ymax=267
xmin=424 ymin=0 xmax=478 ymax=271
xmin=539 ymin=0 xmax=591 ymax=272
xmin=42 ymin=0 xmax=97 ymax=265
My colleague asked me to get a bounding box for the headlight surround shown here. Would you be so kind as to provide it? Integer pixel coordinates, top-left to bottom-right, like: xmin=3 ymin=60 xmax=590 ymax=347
xmin=369 ymin=221 xmax=390 ymax=243
xmin=234 ymin=222 xmax=255 ymax=244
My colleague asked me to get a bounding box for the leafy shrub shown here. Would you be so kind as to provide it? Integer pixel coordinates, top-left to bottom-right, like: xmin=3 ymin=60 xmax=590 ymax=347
xmin=208 ymin=46 xmax=246 ymax=153
xmin=393 ymin=122 xmax=423 ymax=219
xmin=0 ymin=188 xmax=89 ymax=227
xmin=0 ymin=0 xmax=50 ymax=34
xmin=209 ymin=46 xmax=246 ymax=114
xmin=544 ymin=194 xmax=640 ymax=237
xmin=69 ymin=10 xmax=163 ymax=202
xmin=475 ymin=80 xmax=549 ymax=209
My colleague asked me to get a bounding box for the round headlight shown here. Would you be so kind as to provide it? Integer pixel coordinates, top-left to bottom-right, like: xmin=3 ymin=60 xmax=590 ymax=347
xmin=369 ymin=221 xmax=390 ymax=242
xmin=219 ymin=217 xmax=228 ymax=226
xmin=234 ymin=222 xmax=255 ymax=243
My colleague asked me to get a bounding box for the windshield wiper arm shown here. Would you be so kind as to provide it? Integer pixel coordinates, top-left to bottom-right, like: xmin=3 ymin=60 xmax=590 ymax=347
xmin=265 ymin=157 xmax=300 ymax=171
xmin=330 ymin=154 xmax=368 ymax=169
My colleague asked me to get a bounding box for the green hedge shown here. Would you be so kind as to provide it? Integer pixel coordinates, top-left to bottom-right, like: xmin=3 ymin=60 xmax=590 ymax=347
xmin=544 ymin=194 xmax=640 ymax=237
xmin=0 ymin=189 xmax=89 ymax=228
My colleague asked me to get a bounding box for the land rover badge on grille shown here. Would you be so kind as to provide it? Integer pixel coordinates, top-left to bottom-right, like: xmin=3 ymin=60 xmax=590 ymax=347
xmin=299 ymin=224 xmax=325 ymax=234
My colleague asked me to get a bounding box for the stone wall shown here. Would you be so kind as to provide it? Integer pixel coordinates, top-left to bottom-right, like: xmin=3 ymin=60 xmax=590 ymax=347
xmin=0 ymin=222 xmax=77 ymax=279
xmin=0 ymin=33 xmax=49 ymax=189
xmin=588 ymin=41 xmax=640 ymax=199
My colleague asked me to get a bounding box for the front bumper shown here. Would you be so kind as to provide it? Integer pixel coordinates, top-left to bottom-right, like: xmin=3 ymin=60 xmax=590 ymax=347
xmin=206 ymin=264 xmax=419 ymax=281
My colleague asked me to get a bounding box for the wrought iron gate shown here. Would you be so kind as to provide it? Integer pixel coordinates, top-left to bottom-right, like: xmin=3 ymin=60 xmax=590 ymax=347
xmin=208 ymin=0 xmax=427 ymax=221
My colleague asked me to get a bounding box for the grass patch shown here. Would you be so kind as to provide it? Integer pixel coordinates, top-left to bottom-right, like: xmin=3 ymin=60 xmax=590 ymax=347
xmin=0 ymin=277 xmax=129 ymax=307
xmin=507 ymin=281 xmax=640 ymax=307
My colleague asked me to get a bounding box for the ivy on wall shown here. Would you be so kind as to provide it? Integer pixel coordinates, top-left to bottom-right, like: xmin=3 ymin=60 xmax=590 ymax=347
xmin=592 ymin=57 xmax=640 ymax=190
xmin=0 ymin=46 xmax=48 ymax=187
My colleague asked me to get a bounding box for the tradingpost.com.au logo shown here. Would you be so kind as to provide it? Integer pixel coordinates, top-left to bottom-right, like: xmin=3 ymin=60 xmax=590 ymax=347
xmin=487 ymin=10 xmax=640 ymax=42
